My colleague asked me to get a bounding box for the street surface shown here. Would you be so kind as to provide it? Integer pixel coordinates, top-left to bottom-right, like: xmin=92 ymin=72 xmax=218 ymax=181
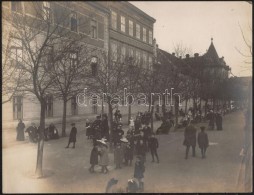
xmin=2 ymin=111 xmax=246 ymax=193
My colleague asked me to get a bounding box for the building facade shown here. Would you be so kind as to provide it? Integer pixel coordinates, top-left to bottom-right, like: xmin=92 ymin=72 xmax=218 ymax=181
xmin=2 ymin=1 xmax=156 ymax=130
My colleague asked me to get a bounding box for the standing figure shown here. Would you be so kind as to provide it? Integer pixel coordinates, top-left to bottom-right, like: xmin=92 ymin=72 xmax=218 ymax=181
xmin=16 ymin=119 xmax=25 ymax=141
xmin=197 ymin=126 xmax=209 ymax=158
xmin=86 ymin=119 xmax=92 ymax=139
xmin=142 ymin=124 xmax=152 ymax=151
xmin=134 ymin=156 xmax=145 ymax=192
xmin=183 ymin=120 xmax=197 ymax=159
xmin=116 ymin=124 xmax=124 ymax=144
xmin=124 ymin=142 xmax=134 ymax=166
xmin=25 ymin=123 xmax=38 ymax=143
xmin=101 ymin=114 xmax=109 ymax=140
xmin=89 ymin=144 xmax=99 ymax=173
xmin=149 ymin=133 xmax=159 ymax=163
xmin=114 ymin=143 xmax=123 ymax=169
xmin=208 ymin=110 xmax=215 ymax=130
xmin=65 ymin=123 xmax=77 ymax=148
xmin=129 ymin=117 xmax=135 ymax=130
xmin=216 ymin=112 xmax=223 ymax=130
xmin=99 ymin=143 xmax=109 ymax=174
xmin=136 ymin=139 xmax=146 ymax=162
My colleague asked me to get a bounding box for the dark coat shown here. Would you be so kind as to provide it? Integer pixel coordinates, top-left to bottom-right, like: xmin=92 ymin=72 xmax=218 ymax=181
xmin=198 ymin=131 xmax=209 ymax=148
xmin=99 ymin=146 xmax=109 ymax=166
xmin=183 ymin=125 xmax=197 ymax=147
xmin=101 ymin=119 xmax=109 ymax=138
xmin=136 ymin=143 xmax=146 ymax=157
xmin=134 ymin=161 xmax=145 ymax=179
xmin=149 ymin=137 xmax=159 ymax=149
xmin=124 ymin=144 xmax=134 ymax=161
xmin=142 ymin=126 xmax=152 ymax=140
xmin=69 ymin=127 xmax=77 ymax=142
xmin=16 ymin=122 xmax=25 ymax=141
xmin=114 ymin=146 xmax=123 ymax=165
xmin=90 ymin=146 xmax=99 ymax=165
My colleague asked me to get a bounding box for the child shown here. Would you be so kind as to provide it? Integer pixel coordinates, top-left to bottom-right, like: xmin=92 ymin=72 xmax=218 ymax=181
xmin=134 ymin=156 xmax=145 ymax=192
xmin=197 ymin=126 xmax=209 ymax=158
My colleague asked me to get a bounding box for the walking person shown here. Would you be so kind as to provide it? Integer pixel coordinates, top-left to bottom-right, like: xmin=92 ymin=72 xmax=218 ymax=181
xmin=89 ymin=144 xmax=99 ymax=173
xmin=134 ymin=156 xmax=145 ymax=192
xmin=183 ymin=120 xmax=197 ymax=159
xmin=65 ymin=123 xmax=77 ymax=148
xmin=136 ymin=139 xmax=146 ymax=162
xmin=149 ymin=133 xmax=159 ymax=163
xmin=16 ymin=119 xmax=25 ymax=141
xmin=99 ymin=142 xmax=109 ymax=174
xmin=198 ymin=126 xmax=209 ymax=158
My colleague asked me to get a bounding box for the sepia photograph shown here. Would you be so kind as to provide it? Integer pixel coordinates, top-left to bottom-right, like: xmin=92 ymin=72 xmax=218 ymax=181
xmin=2 ymin=1 xmax=252 ymax=193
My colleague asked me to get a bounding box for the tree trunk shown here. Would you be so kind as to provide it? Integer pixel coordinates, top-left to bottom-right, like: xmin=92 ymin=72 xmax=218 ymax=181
xmin=174 ymin=96 xmax=179 ymax=131
xmin=162 ymin=95 xmax=166 ymax=116
xmin=150 ymin=100 xmax=155 ymax=132
xmin=128 ymin=104 xmax=131 ymax=123
xmin=35 ymin=100 xmax=45 ymax=178
xmin=62 ymin=98 xmax=67 ymax=137
xmin=185 ymin=98 xmax=188 ymax=115
xmin=107 ymin=96 xmax=113 ymax=142
xmin=101 ymin=99 xmax=104 ymax=115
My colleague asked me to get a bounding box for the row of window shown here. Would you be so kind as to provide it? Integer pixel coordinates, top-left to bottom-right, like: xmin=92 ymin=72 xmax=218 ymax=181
xmin=111 ymin=11 xmax=153 ymax=45
xmin=13 ymin=96 xmax=98 ymax=120
xmin=11 ymin=2 xmax=99 ymax=39
xmin=110 ymin=41 xmax=153 ymax=69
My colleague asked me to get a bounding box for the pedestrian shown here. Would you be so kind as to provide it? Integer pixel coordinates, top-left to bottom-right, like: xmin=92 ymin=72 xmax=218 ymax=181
xmin=197 ymin=126 xmax=209 ymax=158
xmin=183 ymin=120 xmax=197 ymax=159
xmin=99 ymin=142 xmax=109 ymax=174
xmin=134 ymin=156 xmax=145 ymax=192
xmin=114 ymin=142 xmax=123 ymax=169
xmin=116 ymin=124 xmax=124 ymax=144
xmin=25 ymin=123 xmax=38 ymax=143
xmin=86 ymin=119 xmax=92 ymax=139
xmin=65 ymin=123 xmax=77 ymax=148
xmin=124 ymin=142 xmax=134 ymax=166
xmin=16 ymin=119 xmax=25 ymax=141
xmin=149 ymin=133 xmax=159 ymax=163
xmin=129 ymin=117 xmax=135 ymax=130
xmin=216 ymin=112 xmax=223 ymax=130
xmin=89 ymin=143 xmax=99 ymax=173
xmin=136 ymin=139 xmax=146 ymax=162
xmin=48 ymin=123 xmax=59 ymax=140
xmin=142 ymin=124 xmax=152 ymax=151
xmin=208 ymin=110 xmax=215 ymax=130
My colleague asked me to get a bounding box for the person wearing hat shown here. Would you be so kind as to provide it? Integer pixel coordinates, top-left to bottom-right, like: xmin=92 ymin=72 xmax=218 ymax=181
xmin=65 ymin=123 xmax=77 ymax=148
xmin=134 ymin=156 xmax=145 ymax=192
xmin=183 ymin=120 xmax=197 ymax=159
xmin=198 ymin=126 xmax=209 ymax=158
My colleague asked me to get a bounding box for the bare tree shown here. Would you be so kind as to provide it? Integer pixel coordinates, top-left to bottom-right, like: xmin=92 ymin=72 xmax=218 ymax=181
xmin=3 ymin=2 xmax=91 ymax=177
xmin=173 ymin=41 xmax=193 ymax=58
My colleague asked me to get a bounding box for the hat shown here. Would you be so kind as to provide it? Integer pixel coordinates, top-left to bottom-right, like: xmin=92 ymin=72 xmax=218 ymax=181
xmin=120 ymin=137 xmax=128 ymax=143
xmin=200 ymin=126 xmax=205 ymax=130
xmin=97 ymin=139 xmax=107 ymax=145
xmin=71 ymin=123 xmax=75 ymax=126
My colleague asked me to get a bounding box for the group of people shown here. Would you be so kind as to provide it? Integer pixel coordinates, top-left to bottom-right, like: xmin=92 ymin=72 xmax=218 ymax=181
xmin=86 ymin=112 xmax=159 ymax=192
xmin=16 ymin=120 xmax=59 ymax=143
xmin=207 ymin=110 xmax=223 ymax=130
xmin=183 ymin=120 xmax=209 ymax=159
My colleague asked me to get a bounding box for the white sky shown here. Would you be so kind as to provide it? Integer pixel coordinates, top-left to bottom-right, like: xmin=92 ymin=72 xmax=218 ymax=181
xmin=131 ymin=1 xmax=252 ymax=77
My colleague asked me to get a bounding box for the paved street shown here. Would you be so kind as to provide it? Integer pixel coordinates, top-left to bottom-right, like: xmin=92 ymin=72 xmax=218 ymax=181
xmin=2 ymin=111 xmax=246 ymax=193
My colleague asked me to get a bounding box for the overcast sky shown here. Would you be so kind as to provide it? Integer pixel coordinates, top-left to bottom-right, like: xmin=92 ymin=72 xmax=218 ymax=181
xmin=131 ymin=1 xmax=252 ymax=77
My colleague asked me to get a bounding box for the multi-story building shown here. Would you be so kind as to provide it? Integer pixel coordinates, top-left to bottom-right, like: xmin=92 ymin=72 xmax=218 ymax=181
xmin=2 ymin=1 xmax=110 ymax=130
xmin=99 ymin=1 xmax=156 ymax=69
xmin=2 ymin=1 xmax=156 ymax=131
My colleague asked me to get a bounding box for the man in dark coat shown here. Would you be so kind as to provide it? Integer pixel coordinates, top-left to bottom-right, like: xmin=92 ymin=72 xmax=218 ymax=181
xmin=134 ymin=156 xmax=145 ymax=192
xmin=124 ymin=142 xmax=134 ymax=166
xmin=142 ymin=124 xmax=152 ymax=152
xmin=216 ymin=112 xmax=223 ymax=130
xmin=198 ymin=126 xmax=209 ymax=158
xmin=65 ymin=123 xmax=77 ymax=148
xmin=183 ymin=120 xmax=197 ymax=159
xmin=16 ymin=119 xmax=25 ymax=141
xmin=115 ymin=124 xmax=124 ymax=144
xmin=149 ymin=133 xmax=159 ymax=163
xmin=136 ymin=139 xmax=146 ymax=162
xmin=89 ymin=144 xmax=99 ymax=173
